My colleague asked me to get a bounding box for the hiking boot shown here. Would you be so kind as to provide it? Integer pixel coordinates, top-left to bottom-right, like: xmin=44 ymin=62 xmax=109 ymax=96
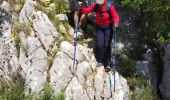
xmin=106 ymin=66 xmax=111 ymax=72
xmin=97 ymin=63 xmax=103 ymax=67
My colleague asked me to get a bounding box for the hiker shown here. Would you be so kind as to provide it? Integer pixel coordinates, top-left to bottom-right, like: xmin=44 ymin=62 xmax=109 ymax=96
xmin=70 ymin=0 xmax=89 ymax=33
xmin=81 ymin=0 xmax=120 ymax=72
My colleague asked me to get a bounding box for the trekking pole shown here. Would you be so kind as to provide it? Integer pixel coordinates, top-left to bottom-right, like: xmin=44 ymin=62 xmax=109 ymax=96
xmin=108 ymin=72 xmax=112 ymax=97
xmin=73 ymin=8 xmax=79 ymax=73
xmin=113 ymin=28 xmax=117 ymax=92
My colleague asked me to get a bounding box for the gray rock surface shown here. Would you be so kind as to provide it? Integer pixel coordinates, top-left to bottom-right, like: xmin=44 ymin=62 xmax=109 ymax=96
xmin=19 ymin=0 xmax=35 ymax=23
xmin=136 ymin=49 xmax=158 ymax=90
xmin=0 ymin=1 xmax=19 ymax=80
xmin=33 ymin=11 xmax=58 ymax=50
xmin=50 ymin=41 xmax=129 ymax=100
xmin=159 ymin=44 xmax=170 ymax=100
xmin=19 ymin=35 xmax=48 ymax=94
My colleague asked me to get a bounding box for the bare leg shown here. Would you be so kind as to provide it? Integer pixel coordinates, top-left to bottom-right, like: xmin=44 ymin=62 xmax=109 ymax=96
xmin=73 ymin=11 xmax=78 ymax=32
xmin=78 ymin=14 xmax=87 ymax=27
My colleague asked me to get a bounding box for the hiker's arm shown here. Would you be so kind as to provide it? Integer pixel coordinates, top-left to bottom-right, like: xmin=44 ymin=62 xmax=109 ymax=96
xmin=110 ymin=5 xmax=120 ymax=26
xmin=81 ymin=4 xmax=95 ymax=14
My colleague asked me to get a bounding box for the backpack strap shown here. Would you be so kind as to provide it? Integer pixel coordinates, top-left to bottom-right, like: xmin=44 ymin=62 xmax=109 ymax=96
xmin=107 ymin=2 xmax=111 ymax=17
xmin=94 ymin=2 xmax=111 ymax=17
xmin=94 ymin=3 xmax=99 ymax=12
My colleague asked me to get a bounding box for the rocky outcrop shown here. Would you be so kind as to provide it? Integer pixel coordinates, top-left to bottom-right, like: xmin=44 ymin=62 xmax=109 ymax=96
xmin=19 ymin=0 xmax=36 ymax=23
xmin=18 ymin=0 xmax=59 ymax=93
xmin=159 ymin=44 xmax=170 ymax=100
xmin=50 ymin=41 xmax=129 ymax=100
xmin=0 ymin=0 xmax=19 ymax=81
xmin=136 ymin=49 xmax=158 ymax=90
xmin=0 ymin=0 xmax=129 ymax=99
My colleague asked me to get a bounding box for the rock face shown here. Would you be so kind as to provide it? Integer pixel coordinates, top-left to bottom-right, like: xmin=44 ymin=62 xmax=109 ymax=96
xmin=50 ymin=41 xmax=129 ymax=100
xmin=18 ymin=0 xmax=59 ymax=93
xmin=0 ymin=0 xmax=129 ymax=99
xmin=159 ymin=44 xmax=170 ymax=100
xmin=136 ymin=49 xmax=158 ymax=90
xmin=0 ymin=0 xmax=19 ymax=80
xmin=19 ymin=0 xmax=36 ymax=23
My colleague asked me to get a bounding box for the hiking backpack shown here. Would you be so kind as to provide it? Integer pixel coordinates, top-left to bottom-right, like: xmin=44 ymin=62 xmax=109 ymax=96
xmin=94 ymin=1 xmax=112 ymax=17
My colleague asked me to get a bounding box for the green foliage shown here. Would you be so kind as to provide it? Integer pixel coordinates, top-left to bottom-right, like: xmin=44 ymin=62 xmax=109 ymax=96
xmin=116 ymin=48 xmax=159 ymax=99
xmin=62 ymin=21 xmax=70 ymax=33
xmin=0 ymin=80 xmax=65 ymax=100
xmin=47 ymin=57 xmax=53 ymax=68
xmin=14 ymin=32 xmax=21 ymax=58
xmin=121 ymin=0 xmax=170 ymax=43
xmin=52 ymin=17 xmax=60 ymax=29
xmin=54 ymin=38 xmax=63 ymax=47
xmin=52 ymin=48 xmax=60 ymax=56
xmin=13 ymin=23 xmax=32 ymax=37
xmin=53 ymin=90 xmax=65 ymax=100
xmin=117 ymin=49 xmax=136 ymax=77
xmin=35 ymin=0 xmax=70 ymax=15
xmin=12 ymin=23 xmax=32 ymax=58
xmin=128 ymin=75 xmax=148 ymax=87
xmin=8 ymin=0 xmax=25 ymax=12
xmin=130 ymin=86 xmax=159 ymax=100
xmin=34 ymin=2 xmax=46 ymax=12
xmin=39 ymin=83 xmax=53 ymax=100
xmin=53 ymin=0 xmax=70 ymax=14
xmin=39 ymin=83 xmax=65 ymax=100
xmin=0 ymin=78 xmax=25 ymax=100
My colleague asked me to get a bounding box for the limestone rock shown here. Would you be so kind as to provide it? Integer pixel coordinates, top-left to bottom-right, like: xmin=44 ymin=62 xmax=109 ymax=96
xmin=51 ymin=41 xmax=129 ymax=100
xmin=33 ymin=11 xmax=58 ymax=50
xmin=19 ymin=35 xmax=48 ymax=94
xmin=19 ymin=0 xmax=36 ymax=23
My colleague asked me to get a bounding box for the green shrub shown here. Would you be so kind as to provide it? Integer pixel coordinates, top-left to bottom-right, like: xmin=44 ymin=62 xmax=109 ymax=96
xmin=117 ymin=49 xmax=136 ymax=77
xmin=47 ymin=58 xmax=53 ymax=68
xmin=128 ymin=75 xmax=148 ymax=88
xmin=52 ymin=17 xmax=60 ymax=31
xmin=39 ymin=83 xmax=65 ymax=100
xmin=0 ymin=82 xmax=25 ymax=100
xmin=53 ymin=0 xmax=70 ymax=14
xmin=14 ymin=32 xmax=21 ymax=58
xmin=52 ymin=48 xmax=60 ymax=56
xmin=39 ymin=83 xmax=53 ymax=100
xmin=13 ymin=23 xmax=32 ymax=37
xmin=130 ymin=86 xmax=159 ymax=100
xmin=0 ymin=80 xmax=66 ymax=100
xmin=121 ymin=0 xmax=170 ymax=44
xmin=54 ymin=90 xmax=65 ymax=100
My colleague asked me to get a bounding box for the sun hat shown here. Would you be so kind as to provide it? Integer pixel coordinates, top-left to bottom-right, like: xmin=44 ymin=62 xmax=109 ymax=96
xmin=96 ymin=0 xmax=104 ymax=4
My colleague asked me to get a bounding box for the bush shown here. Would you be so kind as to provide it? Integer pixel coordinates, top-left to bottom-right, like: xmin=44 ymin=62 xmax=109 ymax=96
xmin=52 ymin=48 xmax=60 ymax=56
xmin=121 ymin=0 xmax=170 ymax=44
xmin=0 ymin=78 xmax=28 ymax=100
xmin=116 ymin=49 xmax=136 ymax=77
xmin=128 ymin=75 xmax=148 ymax=89
xmin=0 ymin=79 xmax=65 ymax=100
xmin=47 ymin=58 xmax=53 ymax=68
xmin=13 ymin=23 xmax=32 ymax=37
xmin=130 ymin=86 xmax=159 ymax=100
xmin=14 ymin=32 xmax=21 ymax=58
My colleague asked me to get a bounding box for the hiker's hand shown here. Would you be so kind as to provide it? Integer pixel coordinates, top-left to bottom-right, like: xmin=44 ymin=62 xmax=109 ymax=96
xmin=114 ymin=24 xmax=119 ymax=31
xmin=114 ymin=24 xmax=118 ymax=28
xmin=115 ymin=24 xmax=118 ymax=28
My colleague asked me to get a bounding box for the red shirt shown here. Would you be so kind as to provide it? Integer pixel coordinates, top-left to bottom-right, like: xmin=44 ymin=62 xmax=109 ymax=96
xmin=81 ymin=2 xmax=120 ymax=26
